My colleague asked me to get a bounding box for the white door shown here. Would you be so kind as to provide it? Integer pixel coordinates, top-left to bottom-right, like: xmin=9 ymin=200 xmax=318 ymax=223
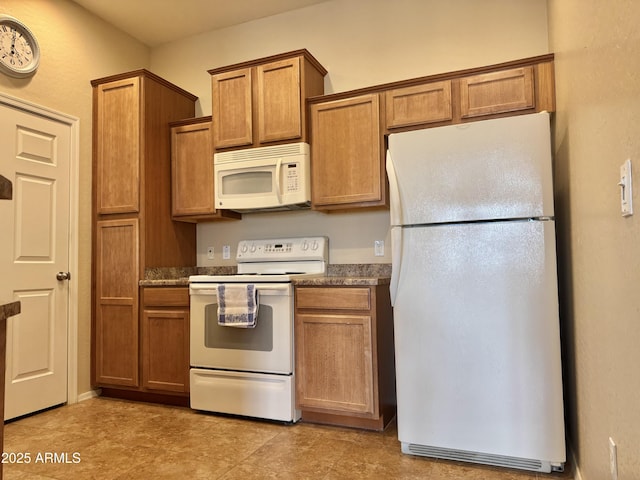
xmin=0 ymin=99 xmax=71 ymax=420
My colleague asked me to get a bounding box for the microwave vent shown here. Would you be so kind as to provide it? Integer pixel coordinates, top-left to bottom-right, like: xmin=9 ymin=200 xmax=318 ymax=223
xmin=215 ymin=142 xmax=310 ymax=163
xmin=234 ymin=200 xmax=311 ymax=213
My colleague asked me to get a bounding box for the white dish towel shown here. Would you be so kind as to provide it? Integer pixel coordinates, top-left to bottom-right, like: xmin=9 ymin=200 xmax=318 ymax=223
xmin=216 ymin=284 xmax=259 ymax=328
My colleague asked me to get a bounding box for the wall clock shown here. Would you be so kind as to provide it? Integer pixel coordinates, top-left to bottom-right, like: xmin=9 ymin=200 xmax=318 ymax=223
xmin=0 ymin=14 xmax=40 ymax=78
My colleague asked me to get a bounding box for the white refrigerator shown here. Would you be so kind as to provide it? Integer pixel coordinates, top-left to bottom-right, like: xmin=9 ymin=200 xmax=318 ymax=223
xmin=386 ymin=112 xmax=566 ymax=473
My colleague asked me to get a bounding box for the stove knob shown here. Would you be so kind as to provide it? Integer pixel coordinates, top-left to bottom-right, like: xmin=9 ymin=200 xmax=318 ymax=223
xmin=240 ymin=244 xmax=248 ymax=253
xmin=301 ymin=240 xmax=309 ymax=251
xmin=250 ymin=245 xmax=257 ymax=253
xmin=311 ymin=240 xmax=319 ymax=250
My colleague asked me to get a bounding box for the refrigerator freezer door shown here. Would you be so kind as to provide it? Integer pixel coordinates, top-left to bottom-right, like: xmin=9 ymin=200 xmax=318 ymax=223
xmin=393 ymin=220 xmax=565 ymax=468
xmin=387 ymin=112 xmax=555 ymax=226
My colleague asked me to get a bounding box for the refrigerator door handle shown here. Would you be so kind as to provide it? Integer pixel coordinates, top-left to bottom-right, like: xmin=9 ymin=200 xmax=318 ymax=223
xmin=389 ymin=226 xmax=402 ymax=306
xmin=387 ymin=148 xmax=402 ymax=306
xmin=386 ymin=150 xmax=402 ymax=226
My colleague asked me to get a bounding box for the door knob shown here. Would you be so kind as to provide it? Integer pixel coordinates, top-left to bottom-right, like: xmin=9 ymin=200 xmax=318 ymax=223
xmin=56 ymin=271 xmax=71 ymax=281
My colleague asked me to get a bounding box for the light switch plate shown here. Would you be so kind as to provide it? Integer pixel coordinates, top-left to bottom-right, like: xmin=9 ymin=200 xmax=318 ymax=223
xmin=619 ymin=159 xmax=633 ymax=216
xmin=223 ymin=245 xmax=231 ymax=260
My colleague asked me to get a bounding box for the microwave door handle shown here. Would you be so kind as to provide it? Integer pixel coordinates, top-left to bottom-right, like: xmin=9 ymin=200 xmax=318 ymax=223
xmin=275 ymin=157 xmax=283 ymax=203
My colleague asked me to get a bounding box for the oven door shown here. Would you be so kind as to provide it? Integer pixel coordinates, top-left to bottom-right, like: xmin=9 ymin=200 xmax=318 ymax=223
xmin=189 ymin=282 xmax=293 ymax=374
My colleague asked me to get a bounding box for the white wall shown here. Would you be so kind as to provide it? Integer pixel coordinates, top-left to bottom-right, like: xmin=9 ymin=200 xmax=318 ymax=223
xmin=149 ymin=0 xmax=550 ymax=266
xmin=548 ymin=1 xmax=640 ymax=478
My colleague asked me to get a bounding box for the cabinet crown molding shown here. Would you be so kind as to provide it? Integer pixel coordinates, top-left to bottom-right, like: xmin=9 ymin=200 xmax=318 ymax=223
xmin=90 ymin=69 xmax=198 ymax=101
xmin=207 ymin=48 xmax=327 ymax=76
xmin=308 ymin=53 xmax=554 ymax=104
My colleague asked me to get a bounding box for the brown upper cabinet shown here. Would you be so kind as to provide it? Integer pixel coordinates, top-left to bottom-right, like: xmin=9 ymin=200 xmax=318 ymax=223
xmin=208 ymin=49 xmax=327 ymax=150
xmin=94 ymin=75 xmax=142 ymax=214
xmin=385 ymin=80 xmax=453 ymax=130
xmin=169 ymin=117 xmax=241 ymax=223
xmin=309 ymin=93 xmax=387 ymax=211
xmin=459 ymin=66 xmax=535 ymax=118
xmin=307 ymin=55 xmax=554 ymax=213
xmin=377 ymin=54 xmax=555 ymax=134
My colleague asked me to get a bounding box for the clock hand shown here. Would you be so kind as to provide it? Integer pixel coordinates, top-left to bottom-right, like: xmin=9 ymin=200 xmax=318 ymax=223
xmin=10 ymin=29 xmax=16 ymax=55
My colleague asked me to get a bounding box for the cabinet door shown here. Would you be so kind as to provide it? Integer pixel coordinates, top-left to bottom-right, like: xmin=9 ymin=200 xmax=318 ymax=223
xmin=171 ymin=121 xmax=215 ymax=217
xmin=385 ymin=80 xmax=452 ymax=130
xmin=310 ymin=94 xmax=385 ymax=209
xmin=460 ymin=66 xmax=534 ymax=118
xmin=94 ymin=218 xmax=139 ymax=387
xmin=95 ymin=77 xmax=140 ymax=214
xmin=212 ymin=68 xmax=253 ymax=149
xmin=256 ymin=57 xmax=302 ymax=144
xmin=295 ymin=312 xmax=376 ymax=416
xmin=141 ymin=309 xmax=190 ymax=392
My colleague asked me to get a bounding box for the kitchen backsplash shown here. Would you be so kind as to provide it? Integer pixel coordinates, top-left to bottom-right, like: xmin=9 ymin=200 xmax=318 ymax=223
xmin=197 ymin=209 xmax=391 ymax=267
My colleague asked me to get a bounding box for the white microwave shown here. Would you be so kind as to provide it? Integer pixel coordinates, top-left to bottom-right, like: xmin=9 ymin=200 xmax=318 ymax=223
xmin=214 ymin=142 xmax=311 ymax=212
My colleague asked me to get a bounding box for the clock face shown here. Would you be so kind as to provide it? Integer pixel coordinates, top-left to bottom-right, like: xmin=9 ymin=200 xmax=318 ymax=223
xmin=0 ymin=16 xmax=39 ymax=78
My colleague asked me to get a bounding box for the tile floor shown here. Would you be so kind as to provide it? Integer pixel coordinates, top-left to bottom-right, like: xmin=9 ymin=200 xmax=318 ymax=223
xmin=3 ymin=397 xmax=574 ymax=479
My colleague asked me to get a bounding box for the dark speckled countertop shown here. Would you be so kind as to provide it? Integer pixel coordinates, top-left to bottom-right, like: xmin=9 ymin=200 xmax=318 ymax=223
xmin=139 ymin=264 xmax=391 ymax=287
xmin=292 ymin=276 xmax=390 ymax=286
xmin=0 ymin=301 xmax=21 ymax=321
xmin=293 ymin=264 xmax=391 ymax=286
xmin=139 ymin=267 xmax=197 ymax=287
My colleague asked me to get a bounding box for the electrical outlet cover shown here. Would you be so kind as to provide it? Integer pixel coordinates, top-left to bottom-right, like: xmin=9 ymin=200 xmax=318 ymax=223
xmin=374 ymin=240 xmax=384 ymax=256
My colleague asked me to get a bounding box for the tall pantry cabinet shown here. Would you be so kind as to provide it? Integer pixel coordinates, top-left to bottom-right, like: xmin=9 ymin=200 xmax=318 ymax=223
xmin=91 ymin=70 xmax=196 ymax=397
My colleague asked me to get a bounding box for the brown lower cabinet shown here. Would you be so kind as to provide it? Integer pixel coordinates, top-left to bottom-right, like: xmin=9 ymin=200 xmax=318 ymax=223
xmin=294 ymin=284 xmax=396 ymax=431
xmin=141 ymin=287 xmax=190 ymax=394
xmin=98 ymin=286 xmax=190 ymax=406
xmin=95 ymin=285 xmax=191 ymax=398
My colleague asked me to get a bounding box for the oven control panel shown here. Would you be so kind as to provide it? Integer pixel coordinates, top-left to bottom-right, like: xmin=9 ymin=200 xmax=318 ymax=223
xmin=236 ymin=236 xmax=328 ymax=262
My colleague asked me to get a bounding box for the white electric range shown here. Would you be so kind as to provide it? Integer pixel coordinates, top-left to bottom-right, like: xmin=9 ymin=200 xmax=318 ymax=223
xmin=189 ymin=236 xmax=327 ymax=422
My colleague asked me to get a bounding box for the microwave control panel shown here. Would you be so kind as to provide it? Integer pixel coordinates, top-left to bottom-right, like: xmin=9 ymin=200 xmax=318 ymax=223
xmin=285 ymin=163 xmax=300 ymax=192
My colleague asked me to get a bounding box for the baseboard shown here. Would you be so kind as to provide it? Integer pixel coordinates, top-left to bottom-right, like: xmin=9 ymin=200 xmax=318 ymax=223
xmin=77 ymin=389 xmax=101 ymax=402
